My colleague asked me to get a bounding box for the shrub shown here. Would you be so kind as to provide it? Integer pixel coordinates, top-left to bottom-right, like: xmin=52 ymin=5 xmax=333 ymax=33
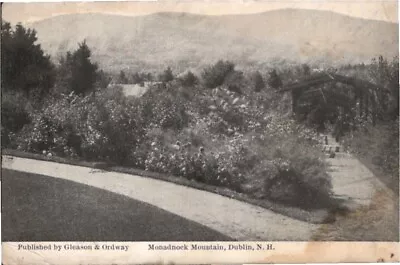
xmin=8 ymin=57 xmax=333 ymax=210
xmin=1 ymin=92 xmax=32 ymax=148
xmin=1 ymin=92 xmax=31 ymax=134
xmin=267 ymin=69 xmax=283 ymax=89
xmin=266 ymin=137 xmax=332 ymax=207
xmin=15 ymin=89 xmax=144 ymax=165
xmin=158 ymin=67 xmax=174 ymax=83
xmin=138 ymin=88 xmax=189 ymax=131
xmin=201 ymin=60 xmax=235 ymax=88
xmin=252 ymin=71 xmax=265 ymax=92
xmin=179 ymin=71 xmax=198 ymax=87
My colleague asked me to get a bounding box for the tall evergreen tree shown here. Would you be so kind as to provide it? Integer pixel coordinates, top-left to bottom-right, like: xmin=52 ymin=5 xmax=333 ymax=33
xmin=159 ymin=66 xmax=174 ymax=83
xmin=119 ymin=70 xmax=128 ymax=84
xmin=253 ymin=71 xmax=265 ymax=92
xmin=131 ymin=72 xmax=143 ymax=84
xmin=180 ymin=71 xmax=198 ymax=87
xmin=57 ymin=40 xmax=98 ymax=95
xmin=267 ymin=69 xmax=283 ymax=89
xmin=302 ymin=64 xmax=311 ymax=76
xmin=1 ymin=21 xmax=55 ymax=96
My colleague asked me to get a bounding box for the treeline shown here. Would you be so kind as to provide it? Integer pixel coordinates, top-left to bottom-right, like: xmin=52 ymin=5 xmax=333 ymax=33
xmin=115 ymin=60 xmax=284 ymax=93
xmin=2 ymin=20 xmax=398 ymax=145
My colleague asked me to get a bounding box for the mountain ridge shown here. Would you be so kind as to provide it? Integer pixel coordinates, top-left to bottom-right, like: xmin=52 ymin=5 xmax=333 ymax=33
xmin=28 ymin=9 xmax=399 ymax=73
xmin=27 ymin=8 xmax=399 ymax=25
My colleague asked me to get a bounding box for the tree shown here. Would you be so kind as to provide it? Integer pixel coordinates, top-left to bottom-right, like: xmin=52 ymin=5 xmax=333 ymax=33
xmin=1 ymin=21 xmax=55 ymax=97
xmin=201 ymin=60 xmax=235 ymax=88
xmin=267 ymin=69 xmax=283 ymax=89
xmin=252 ymin=71 xmax=265 ymax=92
xmin=368 ymin=56 xmax=399 ymax=120
xmin=118 ymin=70 xmax=128 ymax=84
xmin=224 ymin=70 xmax=244 ymax=94
xmin=131 ymin=72 xmax=143 ymax=84
xmin=57 ymin=40 xmax=98 ymax=95
xmin=96 ymin=70 xmax=111 ymax=89
xmin=302 ymin=64 xmax=311 ymax=76
xmin=159 ymin=67 xmax=174 ymax=83
xmin=180 ymin=71 xmax=198 ymax=87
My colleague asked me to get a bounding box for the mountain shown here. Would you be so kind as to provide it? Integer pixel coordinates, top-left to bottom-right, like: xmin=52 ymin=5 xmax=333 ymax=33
xmin=29 ymin=9 xmax=399 ymax=73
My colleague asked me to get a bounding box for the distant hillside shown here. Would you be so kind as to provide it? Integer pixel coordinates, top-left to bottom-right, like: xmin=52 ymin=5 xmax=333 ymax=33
xmin=29 ymin=9 xmax=399 ymax=73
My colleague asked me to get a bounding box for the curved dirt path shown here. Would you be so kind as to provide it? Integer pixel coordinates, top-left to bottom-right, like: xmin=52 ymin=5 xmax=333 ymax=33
xmin=2 ymin=156 xmax=318 ymax=241
xmin=322 ymin=135 xmax=391 ymax=207
xmin=314 ymin=135 xmax=398 ymax=241
xmin=3 ymin=147 xmax=393 ymax=241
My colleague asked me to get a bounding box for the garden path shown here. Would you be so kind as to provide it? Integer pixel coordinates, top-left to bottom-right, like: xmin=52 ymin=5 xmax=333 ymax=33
xmin=2 ymin=155 xmax=318 ymax=240
xmin=321 ymin=134 xmax=390 ymax=209
xmin=2 ymin=141 xmax=390 ymax=240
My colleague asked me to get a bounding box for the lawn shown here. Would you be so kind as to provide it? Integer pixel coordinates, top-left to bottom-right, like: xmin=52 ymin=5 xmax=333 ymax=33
xmin=1 ymin=169 xmax=232 ymax=241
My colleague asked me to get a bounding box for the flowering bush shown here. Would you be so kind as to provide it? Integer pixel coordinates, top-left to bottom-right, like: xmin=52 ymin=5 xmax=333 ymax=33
xmin=9 ymin=71 xmax=332 ymax=208
xmin=15 ymin=89 xmax=144 ymax=164
xmin=137 ymin=84 xmax=190 ymax=131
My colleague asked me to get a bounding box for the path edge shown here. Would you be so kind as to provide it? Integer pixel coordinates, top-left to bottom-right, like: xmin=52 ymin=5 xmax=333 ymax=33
xmin=2 ymin=148 xmax=338 ymax=224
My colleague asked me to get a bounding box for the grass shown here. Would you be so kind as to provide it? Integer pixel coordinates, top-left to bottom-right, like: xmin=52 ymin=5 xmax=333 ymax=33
xmin=2 ymin=149 xmax=344 ymax=224
xmin=1 ymin=168 xmax=233 ymax=241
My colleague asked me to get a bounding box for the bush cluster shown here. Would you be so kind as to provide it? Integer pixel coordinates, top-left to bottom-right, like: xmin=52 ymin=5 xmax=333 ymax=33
xmin=1 ymin=26 xmax=333 ymax=208
xmin=7 ymin=21 xmax=399 ymax=209
xmin=4 ymin=75 xmax=331 ymax=207
xmin=15 ymin=89 xmax=144 ymax=165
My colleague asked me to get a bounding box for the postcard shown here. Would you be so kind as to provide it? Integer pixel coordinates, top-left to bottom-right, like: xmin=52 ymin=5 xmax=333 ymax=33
xmin=1 ymin=1 xmax=399 ymax=264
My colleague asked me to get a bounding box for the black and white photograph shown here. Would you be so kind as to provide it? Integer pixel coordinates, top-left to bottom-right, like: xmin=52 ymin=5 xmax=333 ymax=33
xmin=1 ymin=0 xmax=399 ymax=258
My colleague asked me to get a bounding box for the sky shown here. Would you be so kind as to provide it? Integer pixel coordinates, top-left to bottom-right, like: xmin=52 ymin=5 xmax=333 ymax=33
xmin=2 ymin=0 xmax=399 ymax=25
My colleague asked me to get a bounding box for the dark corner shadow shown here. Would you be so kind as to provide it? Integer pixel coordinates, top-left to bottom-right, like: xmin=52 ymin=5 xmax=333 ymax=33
xmin=1 ymin=168 xmax=233 ymax=242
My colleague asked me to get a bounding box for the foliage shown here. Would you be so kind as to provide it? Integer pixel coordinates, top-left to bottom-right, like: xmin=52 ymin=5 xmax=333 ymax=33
xmin=201 ymin=60 xmax=235 ymax=88
xmin=0 ymin=20 xmax=335 ymax=208
xmin=1 ymin=21 xmax=55 ymax=97
xmin=131 ymin=72 xmax=153 ymax=84
xmin=128 ymin=85 xmax=330 ymax=206
xmin=158 ymin=67 xmax=174 ymax=83
xmin=299 ymin=64 xmax=311 ymax=77
xmin=252 ymin=71 xmax=265 ymax=92
xmin=56 ymin=40 xmax=98 ymax=95
xmin=2 ymin=27 xmax=340 ymax=208
xmin=137 ymin=84 xmax=190 ymax=131
xmin=1 ymin=92 xmax=32 ymax=148
xmin=367 ymin=56 xmax=399 ymax=120
xmin=15 ymin=89 xmax=145 ymax=165
xmin=179 ymin=71 xmax=198 ymax=87
xmin=267 ymin=69 xmax=283 ymax=89
xmin=95 ymin=70 xmax=112 ymax=89
xmin=224 ymin=70 xmax=245 ymax=94
xmin=118 ymin=70 xmax=128 ymax=84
